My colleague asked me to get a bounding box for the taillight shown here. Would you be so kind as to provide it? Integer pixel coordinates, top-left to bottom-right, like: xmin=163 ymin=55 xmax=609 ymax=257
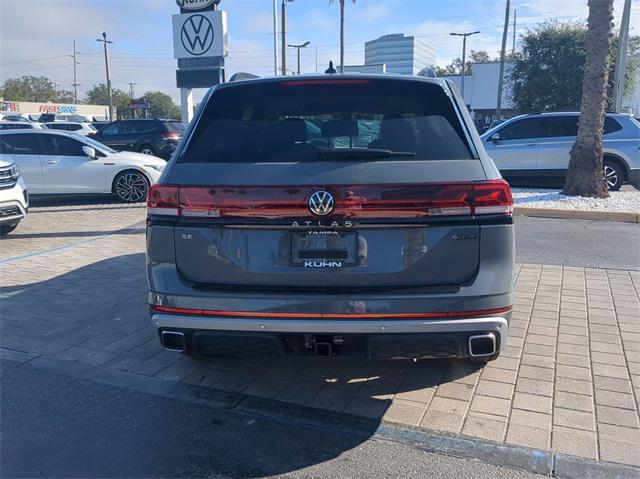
xmin=147 ymin=184 xmax=178 ymax=215
xmin=161 ymin=132 xmax=180 ymax=140
xmin=147 ymin=181 xmax=512 ymax=219
xmin=472 ymin=180 xmax=513 ymax=215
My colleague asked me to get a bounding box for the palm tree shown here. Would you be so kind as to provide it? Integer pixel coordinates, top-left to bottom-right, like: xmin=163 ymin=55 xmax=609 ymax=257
xmin=563 ymin=0 xmax=614 ymax=198
xmin=329 ymin=0 xmax=356 ymax=73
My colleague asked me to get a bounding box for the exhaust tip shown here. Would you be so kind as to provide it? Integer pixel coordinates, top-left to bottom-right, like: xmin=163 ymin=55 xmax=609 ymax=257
xmin=161 ymin=331 xmax=186 ymax=352
xmin=468 ymin=333 xmax=497 ymax=357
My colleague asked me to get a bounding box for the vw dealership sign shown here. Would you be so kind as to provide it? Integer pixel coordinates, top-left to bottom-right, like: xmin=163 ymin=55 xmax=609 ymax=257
xmin=176 ymin=0 xmax=217 ymax=10
xmin=172 ymin=10 xmax=227 ymax=59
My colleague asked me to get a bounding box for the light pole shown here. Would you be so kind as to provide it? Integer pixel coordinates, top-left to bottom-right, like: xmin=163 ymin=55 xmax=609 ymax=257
xmin=288 ymin=41 xmax=310 ymax=74
xmin=613 ymin=0 xmax=631 ymax=112
xmin=281 ymin=0 xmax=295 ymax=75
xmin=496 ymin=0 xmax=510 ymax=119
xmin=97 ymin=32 xmax=114 ymax=121
xmin=449 ymin=31 xmax=480 ymax=101
xmin=272 ymin=0 xmax=279 ymax=75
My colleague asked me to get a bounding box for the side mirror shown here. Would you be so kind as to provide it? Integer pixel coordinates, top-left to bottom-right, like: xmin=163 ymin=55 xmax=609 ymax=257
xmin=82 ymin=145 xmax=96 ymax=159
xmin=491 ymin=133 xmax=501 ymax=143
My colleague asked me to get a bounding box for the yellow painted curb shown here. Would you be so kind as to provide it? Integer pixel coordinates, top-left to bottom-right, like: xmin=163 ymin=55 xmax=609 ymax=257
xmin=513 ymin=206 xmax=640 ymax=223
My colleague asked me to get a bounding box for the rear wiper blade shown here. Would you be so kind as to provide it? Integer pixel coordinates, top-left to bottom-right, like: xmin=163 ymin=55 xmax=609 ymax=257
xmin=318 ymin=148 xmax=416 ymax=160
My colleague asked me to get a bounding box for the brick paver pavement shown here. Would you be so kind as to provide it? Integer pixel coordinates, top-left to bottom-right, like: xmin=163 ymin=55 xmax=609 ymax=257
xmin=1 ymin=203 xmax=639 ymax=467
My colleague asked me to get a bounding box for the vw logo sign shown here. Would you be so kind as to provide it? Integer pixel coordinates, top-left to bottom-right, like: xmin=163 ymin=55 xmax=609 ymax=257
xmin=308 ymin=191 xmax=335 ymax=216
xmin=181 ymin=14 xmax=214 ymax=56
xmin=176 ymin=0 xmax=216 ymax=10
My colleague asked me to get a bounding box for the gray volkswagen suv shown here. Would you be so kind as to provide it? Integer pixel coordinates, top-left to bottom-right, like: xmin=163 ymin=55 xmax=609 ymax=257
xmin=146 ymin=75 xmax=514 ymax=362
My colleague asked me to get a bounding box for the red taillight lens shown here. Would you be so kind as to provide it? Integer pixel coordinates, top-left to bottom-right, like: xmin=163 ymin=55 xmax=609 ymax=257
xmin=161 ymin=132 xmax=180 ymax=140
xmin=147 ymin=184 xmax=178 ymax=215
xmin=472 ymin=179 xmax=513 ymax=215
xmin=147 ymin=181 xmax=512 ymax=218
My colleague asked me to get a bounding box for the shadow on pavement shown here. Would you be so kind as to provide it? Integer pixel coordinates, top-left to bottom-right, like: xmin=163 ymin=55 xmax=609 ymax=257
xmin=29 ymin=194 xmax=144 ymax=207
xmin=1 ymin=252 xmax=484 ymax=478
xmin=2 ymin=228 xmax=144 ymax=240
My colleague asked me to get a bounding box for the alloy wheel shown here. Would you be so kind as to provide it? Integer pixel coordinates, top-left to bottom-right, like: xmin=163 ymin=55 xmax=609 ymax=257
xmin=141 ymin=148 xmax=154 ymax=155
xmin=602 ymin=165 xmax=618 ymax=190
xmin=115 ymin=172 xmax=148 ymax=202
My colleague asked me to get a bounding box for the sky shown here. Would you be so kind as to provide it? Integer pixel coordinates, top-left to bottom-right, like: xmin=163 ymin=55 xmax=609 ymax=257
xmin=0 ymin=0 xmax=638 ymax=104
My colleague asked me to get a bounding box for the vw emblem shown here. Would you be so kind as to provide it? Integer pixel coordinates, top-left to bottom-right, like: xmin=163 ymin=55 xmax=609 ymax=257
xmin=181 ymin=14 xmax=214 ymax=56
xmin=309 ymin=191 xmax=335 ymax=216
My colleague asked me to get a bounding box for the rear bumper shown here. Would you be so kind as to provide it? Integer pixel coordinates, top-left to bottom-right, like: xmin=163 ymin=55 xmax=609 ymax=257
xmin=152 ymin=313 xmax=508 ymax=359
xmin=628 ymin=168 xmax=640 ymax=189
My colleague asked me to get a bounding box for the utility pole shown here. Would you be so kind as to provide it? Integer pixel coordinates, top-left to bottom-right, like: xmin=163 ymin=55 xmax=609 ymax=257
xmin=450 ymin=31 xmax=480 ymax=101
xmin=496 ymin=0 xmax=510 ymax=120
xmin=72 ymin=40 xmax=80 ymax=104
xmin=288 ymin=42 xmax=310 ymax=75
xmin=281 ymin=0 xmax=294 ymax=75
xmin=613 ymin=0 xmax=631 ymax=112
xmin=127 ymin=82 xmax=136 ymax=98
xmin=512 ymin=9 xmax=517 ymax=54
xmin=272 ymin=0 xmax=279 ymax=75
xmin=97 ymin=32 xmax=114 ymax=121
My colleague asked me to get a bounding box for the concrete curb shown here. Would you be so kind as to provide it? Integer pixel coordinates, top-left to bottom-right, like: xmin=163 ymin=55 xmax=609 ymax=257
xmin=12 ymin=355 xmax=640 ymax=479
xmin=514 ymin=206 xmax=640 ymax=223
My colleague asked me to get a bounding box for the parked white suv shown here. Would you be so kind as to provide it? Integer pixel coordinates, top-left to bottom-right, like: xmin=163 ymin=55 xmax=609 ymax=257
xmin=43 ymin=122 xmax=97 ymax=136
xmin=0 ymin=130 xmax=166 ymax=202
xmin=0 ymin=155 xmax=28 ymax=236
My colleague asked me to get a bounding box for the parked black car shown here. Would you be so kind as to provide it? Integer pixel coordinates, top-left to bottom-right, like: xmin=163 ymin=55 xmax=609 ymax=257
xmin=92 ymin=119 xmax=187 ymax=159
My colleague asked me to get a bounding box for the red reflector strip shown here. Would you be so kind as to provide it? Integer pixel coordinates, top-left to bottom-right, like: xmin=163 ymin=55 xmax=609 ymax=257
xmin=150 ymin=305 xmax=512 ymax=319
xmin=147 ymin=181 xmax=513 ymax=219
xmin=281 ymin=79 xmax=370 ymax=86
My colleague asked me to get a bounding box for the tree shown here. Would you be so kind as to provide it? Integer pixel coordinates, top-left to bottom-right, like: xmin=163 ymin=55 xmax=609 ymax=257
xmin=435 ymin=51 xmax=494 ymax=76
xmin=0 ymin=76 xmax=74 ymax=103
xmin=142 ymin=91 xmax=180 ymax=119
xmin=329 ymin=0 xmax=356 ymax=73
xmin=563 ymin=0 xmax=614 ymax=198
xmin=84 ymin=84 xmax=130 ymax=119
xmin=510 ymin=22 xmax=639 ymax=112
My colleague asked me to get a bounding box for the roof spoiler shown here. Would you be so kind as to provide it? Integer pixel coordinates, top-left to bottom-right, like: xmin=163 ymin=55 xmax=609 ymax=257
xmin=228 ymin=72 xmax=260 ymax=82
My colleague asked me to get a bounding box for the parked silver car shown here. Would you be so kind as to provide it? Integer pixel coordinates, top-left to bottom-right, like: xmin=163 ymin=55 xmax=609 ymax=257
xmin=147 ymin=75 xmax=515 ymax=362
xmin=481 ymin=112 xmax=640 ymax=190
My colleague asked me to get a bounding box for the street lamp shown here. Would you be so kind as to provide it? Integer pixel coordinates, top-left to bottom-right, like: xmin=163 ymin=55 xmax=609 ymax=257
xmin=449 ymin=31 xmax=480 ymax=99
xmin=288 ymin=41 xmax=310 ymax=75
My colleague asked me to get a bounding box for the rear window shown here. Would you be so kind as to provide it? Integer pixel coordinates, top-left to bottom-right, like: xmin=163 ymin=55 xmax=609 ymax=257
xmin=604 ymin=117 xmax=623 ymax=134
xmin=165 ymin=121 xmax=187 ymax=133
xmin=180 ymin=79 xmax=474 ymax=163
xmin=0 ymin=133 xmax=41 ymax=155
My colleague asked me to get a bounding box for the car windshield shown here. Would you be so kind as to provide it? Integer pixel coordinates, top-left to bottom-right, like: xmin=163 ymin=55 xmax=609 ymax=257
xmin=180 ymin=79 xmax=474 ymax=163
xmin=82 ymin=135 xmax=117 ymax=154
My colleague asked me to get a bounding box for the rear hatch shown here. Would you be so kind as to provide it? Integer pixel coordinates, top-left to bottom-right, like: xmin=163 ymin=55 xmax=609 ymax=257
xmin=149 ymin=78 xmax=512 ymax=290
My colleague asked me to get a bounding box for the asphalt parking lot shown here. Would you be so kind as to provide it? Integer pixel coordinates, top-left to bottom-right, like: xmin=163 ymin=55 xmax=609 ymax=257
xmin=1 ymin=198 xmax=639 ymax=473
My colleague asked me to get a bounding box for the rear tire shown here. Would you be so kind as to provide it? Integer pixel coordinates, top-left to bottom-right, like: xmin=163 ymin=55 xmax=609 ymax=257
xmin=139 ymin=144 xmax=156 ymax=156
xmin=0 ymin=221 xmax=19 ymax=236
xmin=603 ymin=158 xmax=625 ymax=191
xmin=468 ymin=352 xmax=500 ymax=363
xmin=112 ymin=170 xmax=149 ymax=203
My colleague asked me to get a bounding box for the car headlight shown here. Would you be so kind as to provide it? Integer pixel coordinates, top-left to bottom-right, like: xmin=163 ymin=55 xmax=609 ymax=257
xmin=144 ymin=164 xmax=165 ymax=172
xmin=9 ymin=164 xmax=21 ymax=180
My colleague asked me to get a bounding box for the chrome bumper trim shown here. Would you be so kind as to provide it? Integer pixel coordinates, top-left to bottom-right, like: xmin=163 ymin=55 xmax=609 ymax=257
xmin=152 ymin=314 xmax=509 ymax=349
